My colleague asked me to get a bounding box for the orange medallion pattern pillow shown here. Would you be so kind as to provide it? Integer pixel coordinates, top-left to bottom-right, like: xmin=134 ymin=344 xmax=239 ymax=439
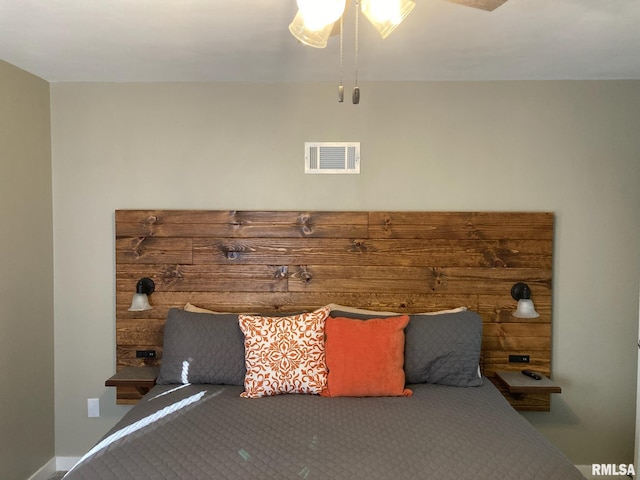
xmin=238 ymin=306 xmax=330 ymax=398
xmin=322 ymin=315 xmax=413 ymax=397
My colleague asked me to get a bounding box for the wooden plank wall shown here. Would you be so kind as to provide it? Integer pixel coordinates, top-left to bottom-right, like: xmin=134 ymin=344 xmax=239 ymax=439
xmin=115 ymin=210 xmax=554 ymax=409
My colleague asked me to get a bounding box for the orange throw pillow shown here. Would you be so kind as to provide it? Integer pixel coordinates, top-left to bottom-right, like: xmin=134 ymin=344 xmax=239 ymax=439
xmin=321 ymin=315 xmax=412 ymax=397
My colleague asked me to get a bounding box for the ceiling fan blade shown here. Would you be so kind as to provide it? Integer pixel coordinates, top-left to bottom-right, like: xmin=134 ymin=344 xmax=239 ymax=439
xmin=445 ymin=0 xmax=509 ymax=12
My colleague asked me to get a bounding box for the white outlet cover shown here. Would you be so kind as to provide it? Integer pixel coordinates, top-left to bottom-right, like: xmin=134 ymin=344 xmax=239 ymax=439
xmin=87 ymin=398 xmax=100 ymax=418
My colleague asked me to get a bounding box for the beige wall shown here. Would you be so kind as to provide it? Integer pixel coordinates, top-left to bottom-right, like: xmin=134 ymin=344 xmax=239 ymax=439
xmin=0 ymin=61 xmax=53 ymax=479
xmin=50 ymin=81 xmax=640 ymax=464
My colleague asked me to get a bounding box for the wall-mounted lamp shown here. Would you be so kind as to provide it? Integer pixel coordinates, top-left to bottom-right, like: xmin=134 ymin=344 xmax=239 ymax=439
xmin=128 ymin=277 xmax=155 ymax=312
xmin=511 ymin=282 xmax=540 ymax=318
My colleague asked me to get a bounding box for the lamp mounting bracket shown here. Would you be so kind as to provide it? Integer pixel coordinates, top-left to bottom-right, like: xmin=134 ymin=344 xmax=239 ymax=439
xmin=511 ymin=282 xmax=531 ymax=301
xmin=136 ymin=277 xmax=155 ymax=295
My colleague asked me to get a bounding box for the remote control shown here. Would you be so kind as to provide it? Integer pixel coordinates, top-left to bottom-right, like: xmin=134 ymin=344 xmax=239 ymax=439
xmin=521 ymin=369 xmax=542 ymax=380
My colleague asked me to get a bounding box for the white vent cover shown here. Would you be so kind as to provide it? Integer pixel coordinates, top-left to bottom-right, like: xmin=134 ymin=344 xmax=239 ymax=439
xmin=305 ymin=142 xmax=360 ymax=174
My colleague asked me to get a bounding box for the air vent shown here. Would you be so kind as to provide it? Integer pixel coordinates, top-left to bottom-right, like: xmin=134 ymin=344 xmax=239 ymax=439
xmin=305 ymin=142 xmax=360 ymax=174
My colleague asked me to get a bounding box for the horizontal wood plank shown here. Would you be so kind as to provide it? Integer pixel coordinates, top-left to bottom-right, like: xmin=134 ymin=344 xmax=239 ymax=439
xmin=116 ymin=211 xmax=370 ymax=238
xmin=288 ymin=266 xmax=551 ymax=294
xmin=116 ymin=210 xmax=370 ymax=225
xmin=369 ymin=212 xmax=553 ymax=240
xmin=116 ymin=264 xmax=289 ymax=292
xmin=192 ymin=238 xmax=551 ymax=268
xmin=116 ymin=237 xmax=193 ymax=264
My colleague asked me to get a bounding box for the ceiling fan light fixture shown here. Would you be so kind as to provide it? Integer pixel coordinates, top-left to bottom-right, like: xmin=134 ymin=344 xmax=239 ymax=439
xmin=289 ymin=10 xmax=335 ymax=48
xmin=361 ymin=0 xmax=415 ymax=39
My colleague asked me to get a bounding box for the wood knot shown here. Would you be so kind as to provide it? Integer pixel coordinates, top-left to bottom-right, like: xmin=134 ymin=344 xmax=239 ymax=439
xmin=132 ymin=237 xmax=147 ymax=259
xmin=351 ymin=239 xmax=367 ymax=252
xmin=161 ymin=265 xmax=183 ymax=286
xmin=465 ymin=221 xmax=483 ymax=239
xmin=221 ymin=244 xmax=241 ymax=260
xmin=430 ymin=267 xmax=444 ymax=292
xmin=274 ymin=266 xmax=288 ymax=279
xmin=299 ymin=266 xmax=313 ymax=283
xmin=299 ymin=213 xmax=311 ymax=224
xmin=298 ymin=214 xmax=313 ymax=236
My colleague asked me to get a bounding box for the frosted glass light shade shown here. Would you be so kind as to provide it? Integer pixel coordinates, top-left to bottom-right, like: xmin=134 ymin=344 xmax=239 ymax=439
xmin=296 ymin=0 xmax=346 ymax=30
xmin=289 ymin=10 xmax=334 ymax=48
xmin=128 ymin=293 xmax=152 ymax=312
xmin=361 ymin=0 xmax=416 ymax=39
xmin=513 ymin=299 xmax=539 ymax=319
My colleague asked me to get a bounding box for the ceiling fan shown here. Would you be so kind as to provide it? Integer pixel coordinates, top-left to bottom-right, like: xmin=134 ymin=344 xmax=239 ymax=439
xmin=289 ymin=0 xmax=510 ymax=49
xmin=289 ymin=0 xmax=509 ymax=104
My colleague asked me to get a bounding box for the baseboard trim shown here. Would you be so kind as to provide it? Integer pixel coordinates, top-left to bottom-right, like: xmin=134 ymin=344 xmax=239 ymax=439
xmin=56 ymin=457 xmax=81 ymax=471
xmin=27 ymin=458 xmax=56 ymax=480
xmin=27 ymin=457 xmax=82 ymax=480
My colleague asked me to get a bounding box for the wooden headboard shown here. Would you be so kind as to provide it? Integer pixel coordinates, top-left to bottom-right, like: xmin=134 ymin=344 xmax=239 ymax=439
xmin=115 ymin=210 xmax=553 ymax=409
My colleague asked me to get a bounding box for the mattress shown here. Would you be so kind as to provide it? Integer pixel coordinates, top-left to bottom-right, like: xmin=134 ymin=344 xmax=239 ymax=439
xmin=64 ymin=380 xmax=583 ymax=479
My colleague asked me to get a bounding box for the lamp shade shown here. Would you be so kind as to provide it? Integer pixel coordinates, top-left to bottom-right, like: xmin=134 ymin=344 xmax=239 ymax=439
xmin=289 ymin=9 xmax=335 ymax=48
xmin=361 ymin=0 xmax=415 ymax=39
xmin=513 ymin=299 xmax=539 ymax=319
xmin=128 ymin=293 xmax=152 ymax=312
xmin=296 ymin=0 xmax=346 ymax=31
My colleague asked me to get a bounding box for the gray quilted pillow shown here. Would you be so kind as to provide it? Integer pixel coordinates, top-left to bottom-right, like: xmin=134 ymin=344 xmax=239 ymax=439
xmin=404 ymin=311 xmax=483 ymax=387
xmin=156 ymin=308 xmax=246 ymax=385
xmin=330 ymin=308 xmax=483 ymax=387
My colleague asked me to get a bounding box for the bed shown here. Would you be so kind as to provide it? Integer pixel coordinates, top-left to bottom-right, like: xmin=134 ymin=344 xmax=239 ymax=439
xmin=65 ymin=304 xmax=583 ymax=479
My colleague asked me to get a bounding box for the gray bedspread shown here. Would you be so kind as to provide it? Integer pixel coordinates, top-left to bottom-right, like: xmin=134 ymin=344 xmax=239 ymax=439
xmin=64 ymin=381 xmax=583 ymax=479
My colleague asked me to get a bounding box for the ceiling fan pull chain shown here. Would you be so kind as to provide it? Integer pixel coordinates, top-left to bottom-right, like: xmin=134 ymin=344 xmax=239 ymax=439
xmin=338 ymin=14 xmax=344 ymax=102
xmin=353 ymin=0 xmax=360 ymax=104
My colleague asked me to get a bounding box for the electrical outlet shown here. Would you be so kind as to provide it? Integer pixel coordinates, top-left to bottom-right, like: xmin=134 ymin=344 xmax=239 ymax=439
xmin=136 ymin=350 xmax=156 ymax=358
xmin=87 ymin=398 xmax=100 ymax=418
xmin=509 ymin=354 xmax=530 ymax=363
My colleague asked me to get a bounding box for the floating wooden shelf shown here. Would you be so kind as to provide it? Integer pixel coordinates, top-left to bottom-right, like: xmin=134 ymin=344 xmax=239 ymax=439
xmin=495 ymin=370 xmax=561 ymax=395
xmin=106 ymin=366 xmax=159 ymax=404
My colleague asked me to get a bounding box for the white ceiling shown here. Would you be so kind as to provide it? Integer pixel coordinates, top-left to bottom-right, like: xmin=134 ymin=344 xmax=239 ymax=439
xmin=0 ymin=0 xmax=638 ymax=83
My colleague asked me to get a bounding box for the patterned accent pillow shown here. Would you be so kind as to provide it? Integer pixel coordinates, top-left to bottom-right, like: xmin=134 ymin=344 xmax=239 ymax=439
xmin=238 ymin=306 xmax=330 ymax=398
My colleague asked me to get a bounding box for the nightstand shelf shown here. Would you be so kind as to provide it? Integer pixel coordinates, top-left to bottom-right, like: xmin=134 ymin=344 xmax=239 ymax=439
xmin=495 ymin=370 xmax=561 ymax=395
xmin=106 ymin=366 xmax=159 ymax=404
